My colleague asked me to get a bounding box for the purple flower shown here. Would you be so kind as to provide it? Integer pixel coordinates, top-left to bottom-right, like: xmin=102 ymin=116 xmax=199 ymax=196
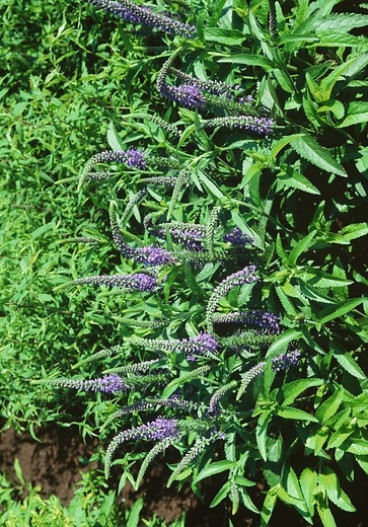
xmin=88 ymin=148 xmax=146 ymax=169
xmin=48 ymin=374 xmax=129 ymax=394
xmin=202 ymin=115 xmax=274 ymax=135
xmin=110 ymin=217 xmax=175 ymax=266
xmin=132 ymin=333 xmax=219 ymax=359
xmin=224 ymin=228 xmax=253 ymax=246
xmin=186 ymin=333 xmax=219 ymax=355
xmin=271 ymin=349 xmax=301 ymax=372
xmin=124 ymin=148 xmax=147 ymax=169
xmin=223 ymin=266 xmax=258 ymax=287
xmin=87 ymin=0 xmax=196 ymax=38
xmin=137 ymin=417 xmax=180 ymax=441
xmin=214 ymin=310 xmax=280 ymax=334
xmin=159 ymin=83 xmax=206 ymax=109
xmin=68 ymin=273 xmax=158 ymax=292
xmin=150 ymin=224 xmax=205 ymax=251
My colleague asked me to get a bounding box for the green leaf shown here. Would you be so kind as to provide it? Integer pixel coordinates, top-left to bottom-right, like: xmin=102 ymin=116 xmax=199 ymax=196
xmin=334 ymin=353 xmax=365 ymax=380
xmin=256 ymin=412 xmax=271 ymax=461
xmin=217 ymin=54 xmax=274 ymax=70
xmin=239 ymin=487 xmax=261 ymax=514
xmin=277 ymin=169 xmax=321 ymax=195
xmin=300 ymin=468 xmax=317 ymax=517
xmin=317 ymin=298 xmax=364 ymax=324
xmin=339 ymin=223 xmax=368 ymax=241
xmin=319 ymin=468 xmax=356 ymax=512
xmin=260 ymin=487 xmax=278 ymax=526
xmin=289 ymin=230 xmax=317 ymax=265
xmin=277 ymin=407 xmax=318 ymax=422
xmin=316 ymin=496 xmax=337 ymax=527
xmin=205 ymin=28 xmax=245 ymax=45
xmin=346 ymin=442 xmax=368 ymax=455
xmin=277 ymin=406 xmax=318 ymax=423
xmin=107 ymin=121 xmax=124 ymax=150
xmin=194 ymin=460 xmax=236 ymax=483
xmin=291 ymin=136 xmax=347 ymax=177
xmin=126 ymin=497 xmax=144 ymax=527
xmin=209 ymin=482 xmax=231 ymax=508
xmin=315 ymin=390 xmax=343 ymax=424
xmin=282 ymin=379 xmax=324 ymax=406
xmin=338 ymin=102 xmax=368 ymax=128
xmin=266 ymin=329 xmax=303 ymax=359
xmin=197 ymin=171 xmax=225 ymax=199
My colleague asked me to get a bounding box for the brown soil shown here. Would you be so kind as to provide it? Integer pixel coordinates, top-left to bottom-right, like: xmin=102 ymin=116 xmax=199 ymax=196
xmin=0 ymin=426 xmax=366 ymax=526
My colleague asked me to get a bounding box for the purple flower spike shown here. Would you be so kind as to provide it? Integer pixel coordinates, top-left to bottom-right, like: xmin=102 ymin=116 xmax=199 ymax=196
xmin=69 ymin=273 xmax=158 ymax=292
xmin=214 ymin=310 xmax=280 ymax=334
xmin=271 ymin=350 xmax=301 ymax=372
xmin=124 ymin=148 xmax=147 ymax=169
xmin=141 ymin=417 xmax=180 ymax=441
xmin=189 ymin=333 xmax=219 ymax=354
xmin=48 ymin=374 xmax=129 ymax=394
xmin=160 ymin=83 xmax=206 ymax=110
xmin=134 ymin=246 xmax=175 ymax=266
xmin=224 ymin=228 xmax=253 ymax=246
xmin=87 ymin=0 xmax=196 ymax=38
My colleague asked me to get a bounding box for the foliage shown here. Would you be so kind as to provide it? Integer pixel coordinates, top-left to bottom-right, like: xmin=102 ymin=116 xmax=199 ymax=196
xmin=2 ymin=0 xmax=368 ymax=525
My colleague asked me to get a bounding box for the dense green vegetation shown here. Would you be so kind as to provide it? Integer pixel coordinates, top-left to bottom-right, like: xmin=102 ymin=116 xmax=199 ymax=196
xmin=1 ymin=0 xmax=368 ymax=525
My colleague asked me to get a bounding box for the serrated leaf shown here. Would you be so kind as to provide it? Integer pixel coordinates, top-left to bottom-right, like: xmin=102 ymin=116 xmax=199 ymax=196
xmin=209 ymin=481 xmax=231 ymax=508
xmin=289 ymin=230 xmax=317 ymax=265
xmin=315 ymin=390 xmax=343 ymax=424
xmin=205 ymin=28 xmax=245 ymax=45
xmin=197 ymin=171 xmax=225 ymax=198
xmin=282 ymin=379 xmax=324 ymax=406
xmin=277 ymin=170 xmax=321 ymax=195
xmin=291 ymin=136 xmax=347 ymax=177
xmin=300 ymin=468 xmax=317 ymax=517
xmin=340 ymin=222 xmax=368 ymax=241
xmin=334 ymin=353 xmax=365 ymax=380
xmin=260 ymin=488 xmax=278 ymax=526
xmin=194 ymin=460 xmax=236 ymax=483
xmin=277 ymin=407 xmax=318 ymax=422
xmin=266 ymin=329 xmax=303 ymax=359
xmin=256 ymin=412 xmax=271 ymax=461
xmin=217 ymin=54 xmax=274 ymax=70
xmin=346 ymin=442 xmax=368 ymax=455
xmin=319 ymin=468 xmax=356 ymax=512
xmin=338 ymin=102 xmax=368 ymax=128
xmin=317 ymin=298 xmax=364 ymax=324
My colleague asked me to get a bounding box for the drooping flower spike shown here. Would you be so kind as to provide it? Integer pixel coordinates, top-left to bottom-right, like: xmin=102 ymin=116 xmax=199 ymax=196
xmin=86 ymin=0 xmax=196 ymax=38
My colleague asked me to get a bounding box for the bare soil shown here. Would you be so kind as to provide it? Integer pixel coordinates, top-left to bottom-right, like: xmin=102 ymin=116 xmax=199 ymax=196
xmin=0 ymin=426 xmax=366 ymax=526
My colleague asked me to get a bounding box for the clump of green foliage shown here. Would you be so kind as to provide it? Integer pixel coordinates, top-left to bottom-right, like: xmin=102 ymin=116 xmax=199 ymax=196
xmin=2 ymin=0 xmax=368 ymax=525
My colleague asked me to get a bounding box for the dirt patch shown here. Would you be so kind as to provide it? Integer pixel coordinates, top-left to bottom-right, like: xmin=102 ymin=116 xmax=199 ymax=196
xmin=0 ymin=426 xmax=367 ymax=526
xmin=0 ymin=426 xmax=99 ymax=504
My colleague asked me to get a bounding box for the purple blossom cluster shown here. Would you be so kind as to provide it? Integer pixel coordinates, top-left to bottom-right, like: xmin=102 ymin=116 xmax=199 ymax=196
xmin=183 ymin=333 xmax=219 ymax=360
xmin=202 ymin=115 xmax=274 ymax=135
xmin=128 ymin=245 xmax=175 ymax=266
xmin=49 ymin=374 xmax=129 ymax=394
xmin=133 ymin=333 xmax=219 ymax=359
xmin=110 ymin=217 xmax=175 ymax=266
xmin=69 ymin=272 xmax=158 ymax=292
xmin=214 ymin=310 xmax=280 ymax=334
xmin=159 ymin=83 xmax=206 ymax=110
xmin=169 ymin=68 xmax=240 ymax=97
xmin=223 ymin=265 xmax=258 ymax=288
xmin=87 ymin=0 xmax=195 ymax=38
xmin=271 ymin=349 xmax=301 ymax=372
xmin=150 ymin=223 xmax=206 ymax=251
xmin=133 ymin=417 xmax=180 ymax=441
xmin=223 ymin=228 xmax=253 ymax=246
xmin=89 ymin=148 xmax=147 ymax=169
